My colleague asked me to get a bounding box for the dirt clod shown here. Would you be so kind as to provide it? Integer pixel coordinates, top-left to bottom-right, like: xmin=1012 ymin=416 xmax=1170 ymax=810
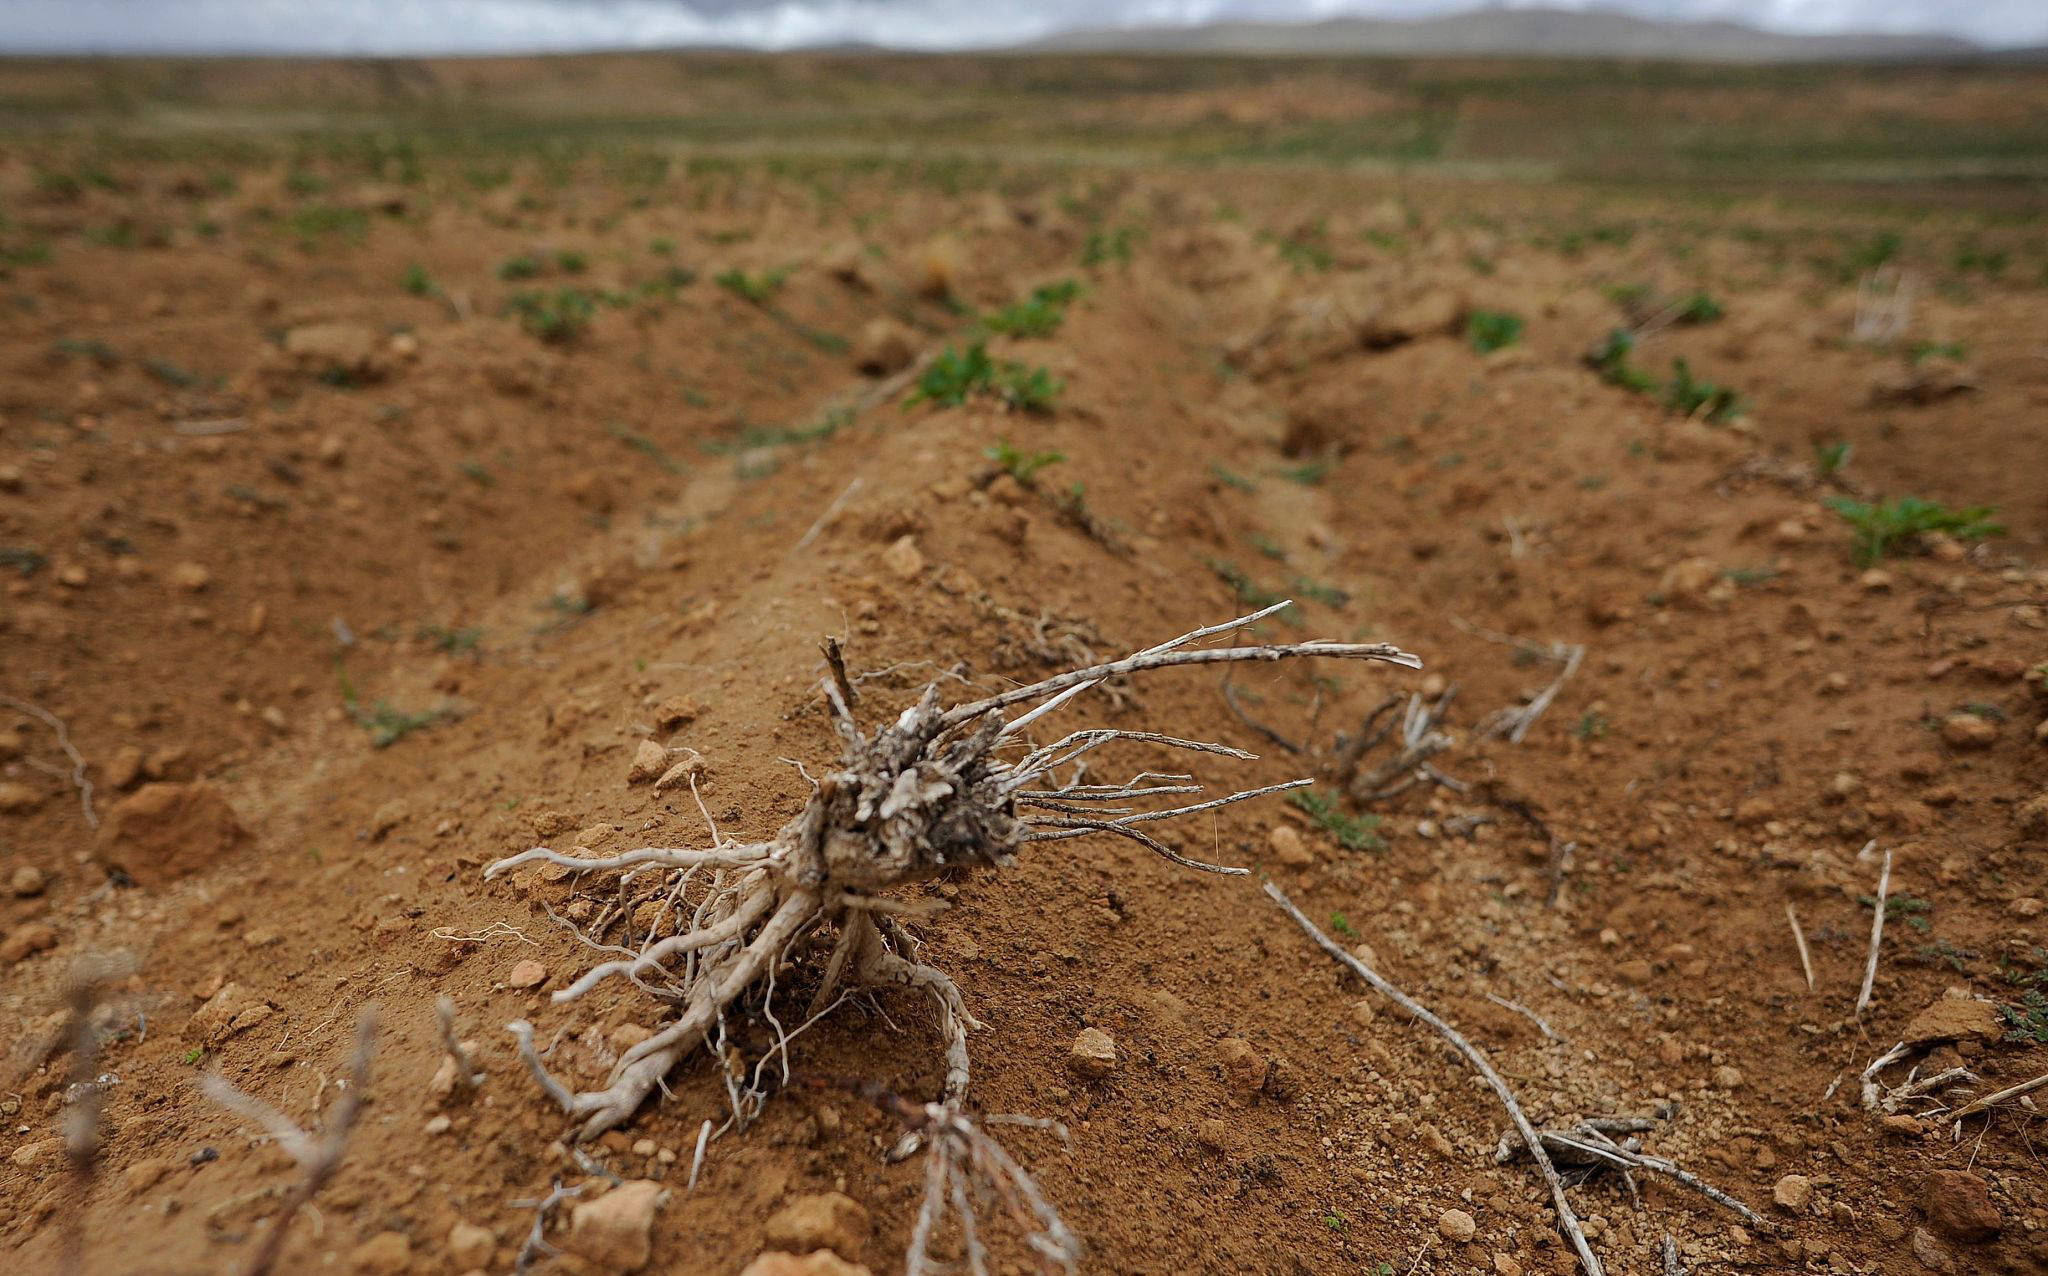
xmin=95 ymin=781 xmax=247 ymax=886
xmin=1067 ymin=1026 xmax=1119 ymax=1078
xmin=1438 ymin=1208 xmax=1476 ymax=1242
xmin=1921 ymin=1170 xmax=2001 ymax=1243
xmin=764 ymin=1191 xmax=870 ymax=1261
xmin=566 ymin=1179 xmax=666 ymax=1272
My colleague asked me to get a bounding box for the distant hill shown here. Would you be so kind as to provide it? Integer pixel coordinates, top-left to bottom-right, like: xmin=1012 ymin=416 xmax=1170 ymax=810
xmin=1019 ymin=6 xmax=1980 ymax=63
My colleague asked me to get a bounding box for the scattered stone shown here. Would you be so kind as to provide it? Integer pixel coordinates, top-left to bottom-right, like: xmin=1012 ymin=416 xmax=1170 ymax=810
xmin=190 ymin=982 xmax=273 ymax=1045
xmin=168 ymin=561 xmax=211 ymax=592
xmin=123 ymin=1158 xmax=171 ymax=1193
xmin=1492 ymin=1257 xmax=1522 ymax=1276
xmin=880 ymin=535 xmax=924 ymax=581
xmin=740 ymin=1253 xmax=873 ymax=1276
xmin=350 ymin=1230 xmax=412 ymax=1275
xmin=448 ymin=1221 xmax=495 ymax=1269
xmin=285 ymin=321 xmax=381 ymax=377
xmin=1067 ymin=1027 xmax=1118 ymax=1078
xmin=852 ymin=318 xmax=916 ymax=377
xmin=1921 ymin=1169 xmax=2000 ymax=1243
xmin=95 ymin=782 xmax=248 ymax=887
xmin=10 ymin=865 xmax=46 ymax=896
xmin=1902 ymin=991 xmax=2005 ymax=1046
xmin=1713 ymin=1065 xmax=1744 ymax=1089
xmin=507 ymin=959 xmax=548 ymax=990
xmin=1774 ymin=1174 xmax=1813 ymax=1212
xmin=566 ymin=1179 xmax=666 ymax=1272
xmin=1197 ymin=1118 xmax=1230 ymax=1151
xmin=1215 ymin=1037 xmax=1265 ymax=1098
xmin=627 ymin=739 xmax=669 ymax=784
xmin=764 ymin=1191 xmax=870 ymax=1261
xmin=424 ymin=1114 xmax=452 ymax=1136
xmin=1859 ymin=568 xmax=1895 ymax=592
xmin=9 ymin=1139 xmax=56 ymax=1170
xmin=1268 ymin=825 xmax=1313 ymax=867
xmin=652 ymin=750 xmax=707 ymax=791
xmin=0 ymin=781 xmax=41 ymax=814
xmin=1438 ymin=1208 xmax=1477 ymax=1243
xmin=1910 ymin=1227 xmax=1955 ymax=1272
xmin=105 ymin=745 xmax=145 ymax=791
xmin=653 ymin=696 xmax=704 ymax=731
xmin=1658 ymin=557 xmax=1716 ymax=605
xmin=1 ymin=921 xmax=57 ymax=963
xmin=1882 ymin=1114 xmax=1927 ymax=1137
xmin=2011 ymin=897 xmax=2044 ymax=918
xmin=1940 ymin=713 xmax=1997 ymax=750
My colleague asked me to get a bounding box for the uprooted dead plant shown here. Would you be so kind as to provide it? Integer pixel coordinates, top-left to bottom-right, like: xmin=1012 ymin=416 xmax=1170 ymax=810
xmin=487 ymin=603 xmax=1419 ymax=1148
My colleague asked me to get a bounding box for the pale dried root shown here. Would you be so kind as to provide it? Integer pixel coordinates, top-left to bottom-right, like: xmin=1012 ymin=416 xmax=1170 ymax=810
xmin=485 ymin=605 xmax=1419 ymax=1143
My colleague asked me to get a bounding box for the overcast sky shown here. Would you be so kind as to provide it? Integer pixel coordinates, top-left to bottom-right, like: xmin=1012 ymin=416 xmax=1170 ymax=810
xmin=2 ymin=0 xmax=2041 ymax=55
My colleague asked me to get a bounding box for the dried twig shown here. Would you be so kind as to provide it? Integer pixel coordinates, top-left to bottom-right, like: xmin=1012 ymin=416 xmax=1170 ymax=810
xmin=60 ymin=957 xmax=131 ymax=1275
xmin=0 ymin=695 xmax=97 ymax=828
xmin=1785 ymin=903 xmax=1815 ymax=992
xmin=1266 ymin=882 xmax=1604 ymax=1276
xmin=1951 ymin=1071 xmax=2048 ymax=1123
xmin=1859 ymin=1042 xmax=1911 ymax=1111
xmin=486 ymin=605 xmax=1420 ymax=1141
xmin=1449 ymin=617 xmax=1584 ymax=744
xmin=1485 ymin=992 xmax=1564 ymax=1042
xmin=1855 ymin=841 xmax=1888 ymax=1018
xmin=1218 ymin=673 xmax=1302 ymax=755
xmin=200 ymin=1010 xmax=377 ymax=1276
xmin=793 ymin=477 xmax=864 ymax=553
xmin=435 ymin=995 xmax=483 ymax=1099
xmin=821 ymin=1077 xmax=1077 ymax=1276
xmin=511 ymin=1179 xmax=582 ymax=1273
xmin=1662 ymin=1234 xmax=1685 ymax=1276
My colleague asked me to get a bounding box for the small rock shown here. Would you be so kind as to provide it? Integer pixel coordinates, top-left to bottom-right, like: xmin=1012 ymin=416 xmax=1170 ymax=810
xmin=764 ymin=1191 xmax=870 ymax=1261
xmin=424 ymin=1115 xmax=452 ymax=1135
xmin=0 ymin=781 xmax=41 ymax=814
xmin=653 ymin=696 xmax=704 ymax=731
xmin=1438 ymin=1208 xmax=1477 ymax=1243
xmin=10 ymin=1139 xmax=56 ymax=1169
xmin=1921 ymin=1169 xmax=2000 ymax=1243
xmin=105 ymin=745 xmax=145 ymax=791
xmin=2011 ymin=897 xmax=2044 ymax=918
xmin=350 ymin=1231 xmax=412 ymax=1275
xmin=123 ymin=1158 xmax=171 ymax=1192
xmin=1882 ymin=1114 xmax=1927 ymax=1137
xmin=10 ymin=865 xmax=46 ymax=896
xmin=1 ymin=921 xmax=58 ymax=963
xmin=1268 ymin=824 xmax=1312 ymax=867
xmin=1860 ymin=568 xmax=1895 ymax=592
xmin=1658 ymin=557 xmax=1716 ymax=604
xmin=1197 ymin=1118 xmax=1230 ymax=1151
xmin=740 ymin=1253 xmax=873 ymax=1276
xmin=168 ymin=561 xmax=210 ymax=592
xmin=1215 ymin=1037 xmax=1265 ymax=1098
xmin=1493 ymin=1254 xmax=1523 ymax=1276
xmin=1774 ymin=1174 xmax=1813 ymax=1212
xmin=652 ymin=750 xmax=707 ymax=791
xmin=95 ymin=782 xmax=248 ymax=887
xmin=1615 ymin=958 xmax=1654 ymax=984
xmin=880 ymin=535 xmax=924 ymax=581
xmin=1911 ymin=1227 xmax=1955 ymax=1272
xmin=1940 ymin=713 xmax=1997 ymax=750
xmin=1067 ymin=1027 xmax=1118 ymax=1078
xmin=447 ymin=1221 xmax=495 ymax=1269
xmin=506 ymin=960 xmax=548 ymax=990
xmin=627 ymin=739 xmax=668 ymax=784
xmin=852 ymin=318 xmax=916 ymax=377
xmin=1713 ymin=1065 xmax=1744 ymax=1089
xmin=566 ymin=1179 xmax=666 ymax=1272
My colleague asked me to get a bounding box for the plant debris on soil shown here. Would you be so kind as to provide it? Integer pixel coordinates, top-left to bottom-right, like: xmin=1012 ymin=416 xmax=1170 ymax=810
xmin=2 ymin=49 xmax=2047 ymax=1276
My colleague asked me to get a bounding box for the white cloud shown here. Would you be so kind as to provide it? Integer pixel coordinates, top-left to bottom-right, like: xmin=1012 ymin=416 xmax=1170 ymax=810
xmin=1 ymin=0 xmax=2040 ymax=55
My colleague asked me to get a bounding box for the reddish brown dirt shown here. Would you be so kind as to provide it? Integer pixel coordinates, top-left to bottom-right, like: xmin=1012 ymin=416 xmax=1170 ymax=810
xmin=2 ymin=149 xmax=2046 ymax=1276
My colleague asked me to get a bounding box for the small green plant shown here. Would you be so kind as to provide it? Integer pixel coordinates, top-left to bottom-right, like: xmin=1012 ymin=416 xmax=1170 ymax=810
xmin=337 ymin=664 xmax=450 ymax=748
xmin=1587 ymin=328 xmax=1654 ymax=393
xmin=1080 ymin=225 xmax=1140 ymax=268
xmin=1663 ymin=359 xmax=1745 ymax=423
xmin=987 ymin=441 xmax=1064 ymax=486
xmin=497 ymin=253 xmax=543 ymax=281
xmin=607 ymin=422 xmax=684 ymax=473
xmin=1572 ymin=710 xmax=1609 ymax=741
xmin=555 ymin=249 xmax=589 ymax=274
xmin=1274 ymin=460 xmax=1331 ymax=487
xmin=1675 ymin=291 xmax=1724 ymax=324
xmin=983 ymin=279 xmax=1083 ymax=338
xmin=183 ymin=1047 xmax=204 ymax=1066
xmin=648 ymin=236 xmax=676 ymax=256
xmin=401 ymin=262 xmax=438 ymax=297
xmin=1329 ymin=914 xmax=1356 ymax=939
xmin=1814 ymin=440 xmax=1852 ymax=477
xmin=1290 ymin=788 xmax=1384 ymax=852
xmin=1908 ymin=340 xmax=1969 ymax=365
xmin=713 ymin=267 xmax=788 ymax=303
xmin=2005 ymin=990 xmax=2048 ymax=1045
xmin=1465 ymin=309 xmax=1523 ymax=354
xmin=1826 ymin=496 xmax=2003 ymax=566
xmin=1206 ymin=559 xmax=1296 ymax=624
xmin=458 ymin=460 xmax=494 ymax=488
xmin=419 ymin=624 xmax=483 ymax=655
xmin=507 ymin=288 xmax=597 ymax=343
xmin=144 ymin=358 xmax=203 ymax=389
xmin=905 ymin=343 xmax=1059 ymax=413
xmin=1209 ymin=464 xmax=1256 ymax=492
xmin=1268 ymin=222 xmax=1333 ymax=273
xmin=0 ymin=546 xmax=47 ymax=578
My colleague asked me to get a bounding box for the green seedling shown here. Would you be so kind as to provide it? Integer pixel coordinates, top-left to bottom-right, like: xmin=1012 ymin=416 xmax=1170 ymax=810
xmin=1827 ymin=496 xmax=2002 ymax=566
